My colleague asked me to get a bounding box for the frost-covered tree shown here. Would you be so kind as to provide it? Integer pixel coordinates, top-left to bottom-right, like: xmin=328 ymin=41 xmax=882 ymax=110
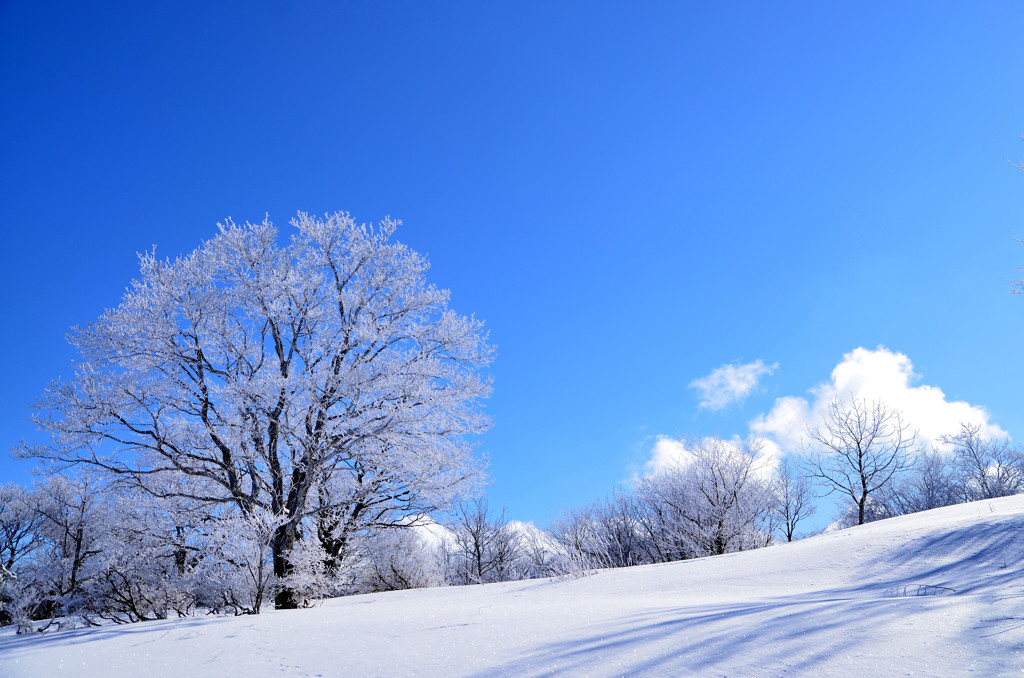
xmin=944 ymin=423 xmax=1024 ymax=501
xmin=0 ymin=484 xmax=40 ymax=575
xmin=638 ymin=437 xmax=774 ymax=557
xmin=805 ymin=399 xmax=916 ymax=526
xmin=357 ymin=526 xmax=443 ymax=592
xmin=29 ymin=474 xmax=110 ymax=620
xmin=193 ymin=509 xmax=293 ymax=614
xmin=20 ymin=213 xmax=492 ymax=609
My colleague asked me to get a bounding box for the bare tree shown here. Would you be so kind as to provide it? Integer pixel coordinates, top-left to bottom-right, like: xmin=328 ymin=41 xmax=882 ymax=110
xmin=805 ymin=398 xmax=916 ymax=526
xmin=771 ymin=459 xmax=816 ymax=542
xmin=0 ymin=484 xmax=40 ymax=575
xmin=943 ymin=423 xmax=1024 ymax=501
xmin=19 ymin=213 xmax=492 ymax=609
xmin=444 ymin=498 xmax=523 ymax=585
xmin=871 ymin=449 xmax=960 ymax=518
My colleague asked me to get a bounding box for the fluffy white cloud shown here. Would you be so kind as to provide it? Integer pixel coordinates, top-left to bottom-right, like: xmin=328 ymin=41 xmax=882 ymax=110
xmin=689 ymin=359 xmax=778 ymax=410
xmin=644 ymin=436 xmax=692 ymax=475
xmin=750 ymin=346 xmax=1006 ymax=453
xmin=643 ymin=434 xmax=778 ymax=478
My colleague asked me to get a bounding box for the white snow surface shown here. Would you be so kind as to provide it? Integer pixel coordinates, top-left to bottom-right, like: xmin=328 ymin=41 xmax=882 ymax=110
xmin=3 ymin=497 xmax=1024 ymax=677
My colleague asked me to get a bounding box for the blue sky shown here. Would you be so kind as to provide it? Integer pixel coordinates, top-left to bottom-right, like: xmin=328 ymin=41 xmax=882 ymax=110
xmin=3 ymin=2 xmax=1024 ymax=528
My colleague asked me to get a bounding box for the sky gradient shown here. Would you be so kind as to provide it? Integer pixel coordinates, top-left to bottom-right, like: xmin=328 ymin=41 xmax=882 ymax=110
xmin=3 ymin=2 xmax=1024 ymax=528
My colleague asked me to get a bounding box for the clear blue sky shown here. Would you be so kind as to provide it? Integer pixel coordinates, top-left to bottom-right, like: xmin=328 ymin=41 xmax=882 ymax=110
xmin=3 ymin=2 xmax=1024 ymax=527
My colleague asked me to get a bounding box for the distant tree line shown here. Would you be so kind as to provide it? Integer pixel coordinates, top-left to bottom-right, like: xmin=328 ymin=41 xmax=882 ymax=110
xmin=546 ymin=401 xmax=1024 ymax=574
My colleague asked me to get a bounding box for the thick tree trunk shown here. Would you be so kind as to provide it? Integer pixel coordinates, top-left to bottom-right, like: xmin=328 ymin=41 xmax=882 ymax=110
xmin=272 ymin=522 xmax=299 ymax=610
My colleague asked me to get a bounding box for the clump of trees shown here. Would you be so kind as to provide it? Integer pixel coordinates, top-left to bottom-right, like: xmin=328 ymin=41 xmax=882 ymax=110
xmin=544 ymin=400 xmax=1024 ymax=575
xmin=438 ymin=498 xmax=563 ymax=585
xmin=846 ymin=421 xmax=1024 ymax=525
xmin=548 ymin=436 xmax=812 ymax=570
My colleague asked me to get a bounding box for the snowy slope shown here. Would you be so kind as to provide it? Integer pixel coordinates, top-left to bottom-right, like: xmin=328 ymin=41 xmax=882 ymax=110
xmin=3 ymin=496 xmax=1023 ymax=677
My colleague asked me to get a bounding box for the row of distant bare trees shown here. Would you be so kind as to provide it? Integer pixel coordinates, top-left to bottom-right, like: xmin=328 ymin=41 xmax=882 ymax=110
xmin=547 ymin=398 xmax=1024 ymax=573
xmin=807 ymin=399 xmax=1024 ymax=525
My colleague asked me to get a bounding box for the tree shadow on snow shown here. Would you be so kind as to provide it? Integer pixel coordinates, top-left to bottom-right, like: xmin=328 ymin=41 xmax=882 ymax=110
xmin=469 ymin=515 xmax=1024 ymax=677
xmin=0 ymin=613 xmax=243 ymax=658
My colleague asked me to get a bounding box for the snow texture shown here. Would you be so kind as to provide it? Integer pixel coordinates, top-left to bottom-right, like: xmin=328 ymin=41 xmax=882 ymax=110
xmin=3 ymin=496 xmax=1023 ymax=677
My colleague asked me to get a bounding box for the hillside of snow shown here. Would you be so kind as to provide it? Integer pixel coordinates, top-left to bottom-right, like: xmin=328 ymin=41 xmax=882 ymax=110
xmin=3 ymin=496 xmax=1024 ymax=677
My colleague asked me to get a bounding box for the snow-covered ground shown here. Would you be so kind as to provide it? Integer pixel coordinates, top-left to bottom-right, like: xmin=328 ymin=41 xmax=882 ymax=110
xmin=3 ymin=497 xmax=1024 ymax=677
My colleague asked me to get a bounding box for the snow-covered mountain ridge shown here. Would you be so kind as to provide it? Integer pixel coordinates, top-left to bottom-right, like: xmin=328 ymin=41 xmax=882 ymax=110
xmin=3 ymin=496 xmax=1023 ymax=677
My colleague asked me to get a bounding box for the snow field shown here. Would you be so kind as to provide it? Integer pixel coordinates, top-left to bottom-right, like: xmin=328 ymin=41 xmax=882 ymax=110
xmin=2 ymin=496 xmax=1023 ymax=677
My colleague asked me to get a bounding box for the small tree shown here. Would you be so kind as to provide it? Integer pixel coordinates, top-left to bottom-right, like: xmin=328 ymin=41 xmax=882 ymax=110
xmin=30 ymin=474 xmax=110 ymax=620
xmin=548 ymin=504 xmax=618 ymax=571
xmin=805 ymin=398 xmax=916 ymax=526
xmin=771 ymin=459 xmax=816 ymax=542
xmin=0 ymin=484 xmax=40 ymax=577
xmin=443 ymin=498 xmax=523 ymax=585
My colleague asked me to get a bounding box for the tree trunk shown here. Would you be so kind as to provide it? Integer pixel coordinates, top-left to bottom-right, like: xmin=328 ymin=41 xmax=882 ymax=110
xmin=273 ymin=522 xmax=299 ymax=610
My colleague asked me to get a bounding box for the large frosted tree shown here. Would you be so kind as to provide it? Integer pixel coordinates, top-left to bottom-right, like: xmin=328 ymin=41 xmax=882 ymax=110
xmin=22 ymin=213 xmax=492 ymax=609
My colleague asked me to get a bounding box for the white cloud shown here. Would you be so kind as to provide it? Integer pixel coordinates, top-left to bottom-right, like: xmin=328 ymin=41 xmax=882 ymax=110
xmin=644 ymin=436 xmax=692 ymax=475
xmin=689 ymin=359 xmax=778 ymax=410
xmin=750 ymin=346 xmax=1007 ymax=454
xmin=642 ymin=434 xmax=779 ymax=478
xmin=749 ymin=396 xmax=811 ymax=451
